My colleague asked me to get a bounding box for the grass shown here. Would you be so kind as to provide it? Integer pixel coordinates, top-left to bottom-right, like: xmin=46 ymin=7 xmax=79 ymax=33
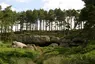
xmin=0 ymin=40 xmax=95 ymax=64
xmin=34 ymin=40 xmax=95 ymax=64
xmin=0 ymin=43 xmax=40 ymax=64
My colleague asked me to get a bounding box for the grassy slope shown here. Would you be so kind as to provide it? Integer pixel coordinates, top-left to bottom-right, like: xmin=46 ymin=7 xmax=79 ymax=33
xmin=35 ymin=40 xmax=95 ymax=64
xmin=0 ymin=40 xmax=95 ymax=64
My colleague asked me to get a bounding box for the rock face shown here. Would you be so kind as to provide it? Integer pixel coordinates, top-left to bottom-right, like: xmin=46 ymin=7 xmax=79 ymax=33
xmin=27 ymin=44 xmax=43 ymax=53
xmin=50 ymin=36 xmax=60 ymax=43
xmin=27 ymin=44 xmax=37 ymax=51
xmin=49 ymin=43 xmax=58 ymax=47
xmin=72 ymin=38 xmax=88 ymax=47
xmin=14 ymin=35 xmax=60 ymax=46
xmin=13 ymin=34 xmax=88 ymax=47
xmin=59 ymin=37 xmax=88 ymax=47
xmin=12 ymin=41 xmax=27 ymax=48
xmin=59 ymin=38 xmax=72 ymax=47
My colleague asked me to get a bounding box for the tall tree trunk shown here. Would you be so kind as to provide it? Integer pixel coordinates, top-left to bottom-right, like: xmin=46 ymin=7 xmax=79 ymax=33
xmin=70 ymin=17 xmax=73 ymax=30
xmin=15 ymin=24 xmax=16 ymax=32
xmin=45 ymin=20 xmax=48 ymax=31
xmin=51 ymin=21 xmax=52 ymax=31
xmin=40 ymin=20 xmax=42 ymax=31
xmin=57 ymin=21 xmax=59 ymax=31
xmin=81 ymin=21 xmax=83 ymax=29
xmin=61 ymin=21 xmax=62 ymax=31
xmin=29 ymin=23 xmax=31 ymax=31
xmin=43 ymin=20 xmax=44 ymax=31
xmin=55 ymin=21 xmax=57 ymax=31
xmin=36 ymin=21 xmax=38 ymax=31
xmin=45 ymin=21 xmax=47 ymax=31
xmin=0 ymin=24 xmax=3 ymax=41
xmin=49 ymin=22 xmax=51 ymax=31
xmin=20 ymin=22 xmax=23 ymax=32
xmin=26 ymin=23 xmax=28 ymax=31
xmin=59 ymin=21 xmax=61 ymax=30
xmin=16 ymin=24 xmax=18 ymax=32
xmin=11 ymin=25 xmax=13 ymax=32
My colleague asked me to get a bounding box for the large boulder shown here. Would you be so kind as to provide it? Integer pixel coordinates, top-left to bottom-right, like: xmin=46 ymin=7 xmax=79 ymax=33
xmin=13 ymin=34 xmax=62 ymax=46
xmin=30 ymin=35 xmax=51 ymax=46
xmin=27 ymin=44 xmax=37 ymax=51
xmin=14 ymin=35 xmax=51 ymax=46
xmin=49 ymin=43 xmax=58 ymax=47
xmin=50 ymin=36 xmax=60 ymax=43
xmin=72 ymin=37 xmax=88 ymax=47
xmin=40 ymin=35 xmax=50 ymax=42
xmin=59 ymin=38 xmax=72 ymax=47
xmin=59 ymin=37 xmax=88 ymax=47
xmin=12 ymin=41 xmax=27 ymax=48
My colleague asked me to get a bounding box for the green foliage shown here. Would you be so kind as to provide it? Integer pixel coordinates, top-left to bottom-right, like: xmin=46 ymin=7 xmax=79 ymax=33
xmin=80 ymin=0 xmax=95 ymax=39
xmin=0 ymin=44 xmax=39 ymax=64
xmin=42 ymin=52 xmax=95 ymax=64
xmin=34 ymin=40 xmax=95 ymax=64
xmin=0 ymin=40 xmax=95 ymax=64
xmin=82 ymin=0 xmax=95 ymax=5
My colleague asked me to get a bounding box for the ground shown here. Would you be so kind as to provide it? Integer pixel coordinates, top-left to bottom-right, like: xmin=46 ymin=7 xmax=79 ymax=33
xmin=0 ymin=40 xmax=95 ymax=64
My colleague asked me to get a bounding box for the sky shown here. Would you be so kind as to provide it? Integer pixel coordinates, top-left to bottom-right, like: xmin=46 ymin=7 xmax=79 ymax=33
xmin=0 ymin=0 xmax=85 ymax=12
